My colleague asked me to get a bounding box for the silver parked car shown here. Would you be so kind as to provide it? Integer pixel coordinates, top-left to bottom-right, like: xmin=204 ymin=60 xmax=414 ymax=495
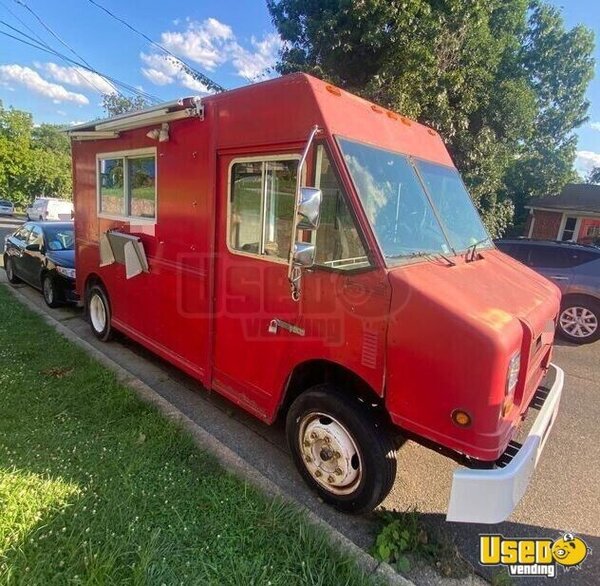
xmin=0 ymin=199 xmax=14 ymax=216
xmin=495 ymin=239 xmax=600 ymax=344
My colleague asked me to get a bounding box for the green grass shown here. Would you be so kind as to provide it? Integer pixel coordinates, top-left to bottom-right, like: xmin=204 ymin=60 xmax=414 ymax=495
xmin=0 ymin=286 xmax=379 ymax=586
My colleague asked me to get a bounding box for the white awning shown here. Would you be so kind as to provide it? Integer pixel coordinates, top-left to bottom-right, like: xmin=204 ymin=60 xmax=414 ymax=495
xmin=68 ymin=97 xmax=203 ymax=141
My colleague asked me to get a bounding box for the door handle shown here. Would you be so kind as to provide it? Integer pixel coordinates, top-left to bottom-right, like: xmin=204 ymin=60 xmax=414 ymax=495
xmin=550 ymin=275 xmax=568 ymax=281
xmin=268 ymin=319 xmax=305 ymax=337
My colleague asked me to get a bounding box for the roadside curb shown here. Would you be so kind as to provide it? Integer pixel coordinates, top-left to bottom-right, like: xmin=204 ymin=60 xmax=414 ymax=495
xmin=3 ymin=282 xmax=415 ymax=586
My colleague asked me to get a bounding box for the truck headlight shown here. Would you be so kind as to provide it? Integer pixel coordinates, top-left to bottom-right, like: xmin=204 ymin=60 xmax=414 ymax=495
xmin=56 ymin=266 xmax=76 ymax=279
xmin=506 ymin=351 xmax=521 ymax=397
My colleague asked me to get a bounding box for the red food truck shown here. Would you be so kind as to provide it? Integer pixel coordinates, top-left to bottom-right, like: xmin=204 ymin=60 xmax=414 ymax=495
xmin=69 ymin=73 xmax=564 ymax=523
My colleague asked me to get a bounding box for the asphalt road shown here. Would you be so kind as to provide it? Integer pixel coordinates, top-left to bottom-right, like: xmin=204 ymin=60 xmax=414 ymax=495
xmin=1 ymin=215 xmax=598 ymax=585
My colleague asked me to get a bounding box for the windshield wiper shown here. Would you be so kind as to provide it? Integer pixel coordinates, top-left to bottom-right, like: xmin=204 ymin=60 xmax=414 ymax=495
xmin=386 ymin=251 xmax=456 ymax=266
xmin=465 ymin=237 xmax=492 ymax=262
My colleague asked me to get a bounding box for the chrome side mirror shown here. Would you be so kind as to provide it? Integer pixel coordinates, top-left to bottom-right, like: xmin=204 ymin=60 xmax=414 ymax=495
xmin=292 ymin=242 xmax=316 ymax=267
xmin=297 ymin=187 xmax=322 ymax=231
xmin=288 ymin=124 xmax=322 ymax=301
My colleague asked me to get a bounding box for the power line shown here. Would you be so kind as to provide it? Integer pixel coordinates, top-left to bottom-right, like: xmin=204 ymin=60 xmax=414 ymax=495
xmin=0 ymin=22 xmax=155 ymax=101
xmin=0 ymin=1 xmax=112 ymax=96
xmin=85 ymin=0 xmax=226 ymax=93
xmin=0 ymin=24 xmax=162 ymax=103
xmin=13 ymin=0 xmax=94 ymax=68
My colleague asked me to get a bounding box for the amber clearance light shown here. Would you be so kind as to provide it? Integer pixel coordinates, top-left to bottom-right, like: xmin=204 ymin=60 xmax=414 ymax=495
xmin=451 ymin=409 xmax=472 ymax=428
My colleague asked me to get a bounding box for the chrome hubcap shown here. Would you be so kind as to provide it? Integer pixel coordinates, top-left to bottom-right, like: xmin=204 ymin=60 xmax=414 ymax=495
xmin=298 ymin=412 xmax=362 ymax=495
xmin=90 ymin=294 xmax=106 ymax=333
xmin=560 ymin=306 xmax=598 ymax=338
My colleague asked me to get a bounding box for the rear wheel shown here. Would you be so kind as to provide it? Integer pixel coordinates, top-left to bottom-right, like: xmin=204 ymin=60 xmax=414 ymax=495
xmin=4 ymin=256 xmax=20 ymax=284
xmin=87 ymin=284 xmax=113 ymax=342
xmin=286 ymin=385 xmax=397 ymax=513
xmin=42 ymin=274 xmax=61 ymax=308
xmin=557 ymin=296 xmax=600 ymax=344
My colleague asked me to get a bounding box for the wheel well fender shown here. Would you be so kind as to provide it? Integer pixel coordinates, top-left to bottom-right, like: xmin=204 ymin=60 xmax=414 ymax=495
xmin=560 ymin=292 xmax=600 ymax=309
xmin=83 ymin=274 xmax=108 ymax=313
xmin=278 ymin=359 xmax=388 ymax=423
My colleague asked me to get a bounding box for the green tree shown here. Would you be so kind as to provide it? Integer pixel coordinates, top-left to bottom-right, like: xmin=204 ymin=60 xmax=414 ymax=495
xmin=268 ymin=0 xmax=595 ymax=236
xmin=0 ymin=102 xmax=72 ymax=208
xmin=101 ymin=93 xmax=149 ymax=117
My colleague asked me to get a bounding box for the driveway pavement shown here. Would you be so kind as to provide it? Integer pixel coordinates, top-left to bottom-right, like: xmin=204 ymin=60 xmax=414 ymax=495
xmin=1 ymin=217 xmax=598 ymax=585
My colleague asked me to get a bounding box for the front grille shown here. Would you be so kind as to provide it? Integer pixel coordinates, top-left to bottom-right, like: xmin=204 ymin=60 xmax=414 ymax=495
xmin=531 ymin=385 xmax=550 ymax=410
xmin=496 ymin=441 xmax=522 ymax=468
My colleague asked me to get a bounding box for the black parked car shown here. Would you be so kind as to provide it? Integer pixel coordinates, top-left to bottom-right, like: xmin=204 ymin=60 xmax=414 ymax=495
xmin=495 ymin=238 xmax=600 ymax=344
xmin=3 ymin=221 xmax=78 ymax=307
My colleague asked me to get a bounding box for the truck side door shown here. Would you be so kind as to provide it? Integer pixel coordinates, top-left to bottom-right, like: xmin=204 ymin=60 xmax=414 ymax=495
xmin=213 ymin=154 xmax=301 ymax=420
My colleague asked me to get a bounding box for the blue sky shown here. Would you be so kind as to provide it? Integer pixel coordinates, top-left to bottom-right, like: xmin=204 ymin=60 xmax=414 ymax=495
xmin=0 ymin=0 xmax=598 ymax=176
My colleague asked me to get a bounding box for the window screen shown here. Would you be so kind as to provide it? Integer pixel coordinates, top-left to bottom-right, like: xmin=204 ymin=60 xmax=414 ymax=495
xmin=99 ymin=158 xmax=125 ymax=215
xmin=128 ymin=157 xmax=156 ymax=218
xmin=98 ymin=152 xmax=156 ymax=220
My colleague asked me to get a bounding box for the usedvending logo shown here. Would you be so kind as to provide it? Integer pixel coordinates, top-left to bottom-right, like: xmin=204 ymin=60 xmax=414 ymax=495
xmin=479 ymin=533 xmax=590 ymax=578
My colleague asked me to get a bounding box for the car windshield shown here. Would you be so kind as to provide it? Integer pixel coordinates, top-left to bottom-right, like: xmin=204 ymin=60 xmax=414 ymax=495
xmin=0 ymin=200 xmax=11 ymax=206
xmin=44 ymin=226 xmax=74 ymax=251
xmin=338 ymin=138 xmax=492 ymax=263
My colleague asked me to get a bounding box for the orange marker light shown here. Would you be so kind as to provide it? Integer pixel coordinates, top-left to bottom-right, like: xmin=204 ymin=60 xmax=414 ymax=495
xmin=452 ymin=410 xmax=472 ymax=427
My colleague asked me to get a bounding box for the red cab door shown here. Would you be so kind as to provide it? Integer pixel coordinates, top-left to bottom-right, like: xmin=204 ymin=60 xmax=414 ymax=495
xmin=212 ymin=153 xmax=302 ymax=421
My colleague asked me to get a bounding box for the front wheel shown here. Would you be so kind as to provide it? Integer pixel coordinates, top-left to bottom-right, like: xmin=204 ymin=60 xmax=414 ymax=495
xmin=87 ymin=284 xmax=113 ymax=342
xmin=557 ymin=296 xmax=600 ymax=344
xmin=42 ymin=274 xmax=61 ymax=308
xmin=4 ymin=256 xmax=21 ymax=284
xmin=286 ymin=385 xmax=397 ymax=513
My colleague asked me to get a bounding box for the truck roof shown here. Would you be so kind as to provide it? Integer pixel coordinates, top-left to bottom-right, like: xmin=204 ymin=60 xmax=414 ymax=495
xmin=69 ymin=73 xmax=452 ymax=167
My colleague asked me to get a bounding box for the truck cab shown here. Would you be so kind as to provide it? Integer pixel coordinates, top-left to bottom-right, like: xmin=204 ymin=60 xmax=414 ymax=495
xmin=70 ymin=73 xmax=563 ymax=523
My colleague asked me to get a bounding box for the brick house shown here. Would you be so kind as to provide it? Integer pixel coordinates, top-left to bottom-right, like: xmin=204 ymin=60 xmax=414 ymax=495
xmin=524 ymin=183 xmax=600 ymax=245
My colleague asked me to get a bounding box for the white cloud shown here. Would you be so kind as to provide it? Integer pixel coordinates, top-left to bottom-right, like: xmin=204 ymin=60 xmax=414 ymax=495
xmin=160 ymin=17 xmax=233 ymax=71
xmin=0 ymin=65 xmax=88 ymax=104
xmin=590 ymin=122 xmax=600 ymax=132
xmin=230 ymin=33 xmax=283 ymax=81
xmin=140 ymin=53 xmax=212 ymax=94
xmin=141 ymin=18 xmax=282 ymax=90
xmin=41 ymin=63 xmax=116 ymax=95
xmin=575 ymin=150 xmax=600 ymax=176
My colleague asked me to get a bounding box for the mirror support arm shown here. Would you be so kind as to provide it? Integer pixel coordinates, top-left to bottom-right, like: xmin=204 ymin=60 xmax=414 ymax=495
xmin=288 ymin=124 xmax=321 ymax=301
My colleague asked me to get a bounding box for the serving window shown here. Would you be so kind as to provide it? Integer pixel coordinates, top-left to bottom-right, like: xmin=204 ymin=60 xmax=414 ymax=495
xmin=97 ymin=148 xmax=156 ymax=221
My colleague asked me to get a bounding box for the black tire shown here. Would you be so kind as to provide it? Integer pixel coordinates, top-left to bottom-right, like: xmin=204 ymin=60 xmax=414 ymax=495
xmin=87 ymin=284 xmax=113 ymax=342
xmin=42 ymin=274 xmax=61 ymax=308
xmin=4 ymin=256 xmax=21 ymax=284
xmin=557 ymin=295 xmax=600 ymax=345
xmin=286 ymin=385 xmax=397 ymax=513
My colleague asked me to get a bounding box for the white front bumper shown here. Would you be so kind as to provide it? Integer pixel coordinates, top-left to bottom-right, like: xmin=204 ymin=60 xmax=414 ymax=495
xmin=446 ymin=364 xmax=564 ymax=524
